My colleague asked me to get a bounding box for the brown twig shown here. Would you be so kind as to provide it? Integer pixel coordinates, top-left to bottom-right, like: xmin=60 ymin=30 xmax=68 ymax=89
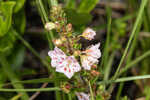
xmin=29 ymin=76 xmax=51 ymax=100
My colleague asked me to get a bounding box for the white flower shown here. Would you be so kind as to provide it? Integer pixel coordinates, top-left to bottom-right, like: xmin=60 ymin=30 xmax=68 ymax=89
xmin=76 ymin=92 xmax=90 ymax=100
xmin=48 ymin=47 xmax=66 ymax=68
xmin=81 ymin=43 xmax=101 ymax=70
xmin=48 ymin=47 xmax=81 ymax=79
xmin=81 ymin=56 xmax=98 ymax=70
xmin=84 ymin=43 xmax=101 ymax=59
xmin=82 ymin=28 xmax=96 ymax=40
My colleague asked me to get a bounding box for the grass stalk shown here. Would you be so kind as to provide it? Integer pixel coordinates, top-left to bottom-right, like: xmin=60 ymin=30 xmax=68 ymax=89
xmin=98 ymin=75 xmax=150 ymax=85
xmin=0 ymin=87 xmax=60 ymax=92
xmin=112 ymin=0 xmax=148 ymax=80
xmin=119 ymin=50 xmax=150 ymax=76
xmin=100 ymin=6 xmax=112 ymax=69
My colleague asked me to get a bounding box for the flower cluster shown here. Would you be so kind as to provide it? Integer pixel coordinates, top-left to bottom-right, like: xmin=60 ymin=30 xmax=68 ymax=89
xmin=48 ymin=35 xmax=101 ymax=78
xmin=46 ymin=5 xmax=101 ymax=100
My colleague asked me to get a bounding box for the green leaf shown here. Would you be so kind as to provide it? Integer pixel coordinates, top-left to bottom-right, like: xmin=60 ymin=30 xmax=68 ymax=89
xmin=78 ymin=0 xmax=99 ymax=13
xmin=0 ymin=1 xmax=16 ymax=37
xmin=10 ymin=0 xmax=26 ymax=13
xmin=65 ymin=9 xmax=92 ymax=26
xmin=0 ymin=28 xmax=16 ymax=53
xmin=65 ymin=0 xmax=76 ymax=9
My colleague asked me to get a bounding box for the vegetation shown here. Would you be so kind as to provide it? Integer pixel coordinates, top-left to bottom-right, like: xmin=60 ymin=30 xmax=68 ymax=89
xmin=0 ymin=0 xmax=150 ymax=100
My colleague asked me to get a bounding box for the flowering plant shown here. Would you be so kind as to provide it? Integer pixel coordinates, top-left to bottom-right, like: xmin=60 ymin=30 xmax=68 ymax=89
xmin=45 ymin=5 xmax=103 ymax=100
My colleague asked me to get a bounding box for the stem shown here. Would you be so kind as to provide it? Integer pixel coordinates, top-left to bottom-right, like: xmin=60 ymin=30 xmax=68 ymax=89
xmin=36 ymin=0 xmax=54 ymax=49
xmin=0 ymin=87 xmax=60 ymax=92
xmin=68 ymin=93 xmax=72 ymax=100
xmin=89 ymin=81 xmax=94 ymax=100
xmin=112 ymin=0 xmax=148 ymax=80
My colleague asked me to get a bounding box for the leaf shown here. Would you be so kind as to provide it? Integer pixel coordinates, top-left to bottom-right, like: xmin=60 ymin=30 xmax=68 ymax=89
xmin=10 ymin=0 xmax=26 ymax=13
xmin=0 ymin=28 xmax=16 ymax=53
xmin=65 ymin=0 xmax=76 ymax=9
xmin=0 ymin=1 xmax=16 ymax=37
xmin=65 ymin=9 xmax=92 ymax=26
xmin=78 ymin=0 xmax=99 ymax=13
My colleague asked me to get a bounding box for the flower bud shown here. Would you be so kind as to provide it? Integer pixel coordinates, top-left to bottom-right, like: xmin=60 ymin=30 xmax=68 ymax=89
xmin=60 ymin=37 xmax=67 ymax=42
xmin=53 ymin=39 xmax=63 ymax=46
xmin=66 ymin=23 xmax=72 ymax=32
xmin=91 ymin=64 xmax=97 ymax=69
xmin=82 ymin=28 xmax=96 ymax=40
xmin=90 ymin=70 xmax=100 ymax=76
xmin=45 ymin=22 xmax=56 ymax=31
xmin=73 ymin=50 xmax=81 ymax=56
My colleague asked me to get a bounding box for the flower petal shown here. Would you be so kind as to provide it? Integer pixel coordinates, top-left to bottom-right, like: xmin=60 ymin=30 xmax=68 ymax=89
xmin=76 ymin=92 xmax=90 ymax=100
xmin=48 ymin=47 xmax=66 ymax=68
xmin=83 ymin=43 xmax=101 ymax=59
xmin=56 ymin=56 xmax=81 ymax=79
xmin=81 ymin=56 xmax=98 ymax=70
xmin=82 ymin=28 xmax=96 ymax=40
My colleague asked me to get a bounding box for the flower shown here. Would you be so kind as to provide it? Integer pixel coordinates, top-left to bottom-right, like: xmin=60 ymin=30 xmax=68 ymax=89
xmin=48 ymin=47 xmax=81 ymax=78
xmin=82 ymin=28 xmax=96 ymax=40
xmin=45 ymin=22 xmax=56 ymax=31
xmin=81 ymin=43 xmax=101 ymax=70
xmin=76 ymin=92 xmax=90 ymax=100
xmin=81 ymin=56 xmax=98 ymax=70
xmin=83 ymin=43 xmax=101 ymax=59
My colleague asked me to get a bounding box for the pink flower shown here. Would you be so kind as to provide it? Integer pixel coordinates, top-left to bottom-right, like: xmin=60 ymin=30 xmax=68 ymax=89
xmin=82 ymin=28 xmax=96 ymax=40
xmin=81 ymin=43 xmax=101 ymax=70
xmin=48 ymin=47 xmax=81 ymax=79
xmin=76 ymin=92 xmax=90 ymax=100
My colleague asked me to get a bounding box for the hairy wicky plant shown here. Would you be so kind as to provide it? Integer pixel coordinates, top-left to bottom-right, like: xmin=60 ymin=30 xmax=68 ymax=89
xmin=45 ymin=5 xmax=109 ymax=100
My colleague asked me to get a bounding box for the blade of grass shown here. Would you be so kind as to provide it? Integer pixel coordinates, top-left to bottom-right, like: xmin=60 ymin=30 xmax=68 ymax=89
xmin=112 ymin=0 xmax=149 ymax=80
xmin=0 ymin=77 xmax=68 ymax=87
xmin=98 ymin=75 xmax=150 ymax=85
xmin=100 ymin=6 xmax=112 ymax=70
xmin=104 ymin=52 xmax=115 ymax=81
xmin=0 ymin=87 xmax=60 ymax=92
xmin=118 ymin=50 xmax=150 ymax=76
xmin=116 ymin=15 xmax=143 ymax=100
xmin=0 ymin=54 xmax=29 ymax=100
